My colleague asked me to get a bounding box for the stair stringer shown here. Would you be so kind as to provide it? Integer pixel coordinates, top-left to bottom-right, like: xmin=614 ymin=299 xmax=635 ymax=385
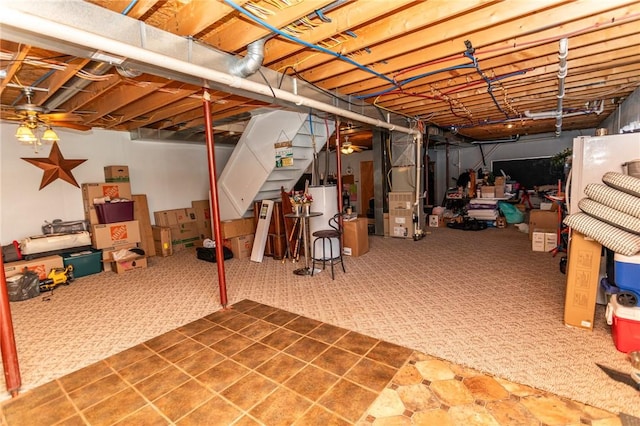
xmin=217 ymin=110 xmax=334 ymax=220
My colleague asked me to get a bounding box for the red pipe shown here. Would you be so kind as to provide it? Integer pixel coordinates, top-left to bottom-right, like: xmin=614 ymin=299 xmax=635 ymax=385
xmin=335 ymin=118 xmax=343 ymax=214
xmin=0 ymin=254 xmax=22 ymax=396
xmin=334 ymin=119 xmax=345 ymax=246
xmin=202 ymin=91 xmax=228 ymax=308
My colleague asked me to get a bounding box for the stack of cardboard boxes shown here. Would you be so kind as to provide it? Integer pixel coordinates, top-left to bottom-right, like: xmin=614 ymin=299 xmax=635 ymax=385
xmin=83 ymin=166 xmax=148 ymax=273
xmin=221 ymin=218 xmax=255 ymax=259
xmin=153 ymin=207 xmax=201 ymax=253
xmin=478 ymin=176 xmax=506 ymax=199
xmin=529 ymin=206 xmax=560 ymax=252
xmin=151 ymin=200 xmax=213 ymax=257
xmin=151 ymin=200 xmax=255 ymax=259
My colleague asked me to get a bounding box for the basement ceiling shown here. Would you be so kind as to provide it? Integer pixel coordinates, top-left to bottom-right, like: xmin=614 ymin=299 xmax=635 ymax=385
xmin=1 ymin=0 xmax=639 ymax=147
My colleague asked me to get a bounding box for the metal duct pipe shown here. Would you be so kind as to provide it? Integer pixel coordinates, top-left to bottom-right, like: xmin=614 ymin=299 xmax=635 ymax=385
xmin=229 ymin=39 xmax=265 ymax=78
xmin=45 ymin=61 xmax=113 ymax=110
xmin=0 ymin=8 xmax=420 ymax=140
xmin=555 ymin=38 xmax=568 ymax=137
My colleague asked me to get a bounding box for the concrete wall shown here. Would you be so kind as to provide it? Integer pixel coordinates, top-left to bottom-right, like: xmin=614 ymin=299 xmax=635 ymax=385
xmin=599 ymin=86 xmax=640 ymax=134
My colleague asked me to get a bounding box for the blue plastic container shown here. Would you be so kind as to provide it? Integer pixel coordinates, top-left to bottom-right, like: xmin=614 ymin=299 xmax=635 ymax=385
xmin=615 ymin=253 xmax=640 ymax=293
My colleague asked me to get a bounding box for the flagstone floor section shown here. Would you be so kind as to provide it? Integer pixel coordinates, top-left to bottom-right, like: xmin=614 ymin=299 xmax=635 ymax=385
xmin=0 ymin=300 xmax=622 ymax=425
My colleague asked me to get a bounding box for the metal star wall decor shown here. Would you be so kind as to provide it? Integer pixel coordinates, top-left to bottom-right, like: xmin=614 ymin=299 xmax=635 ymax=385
xmin=22 ymin=141 xmax=87 ymax=190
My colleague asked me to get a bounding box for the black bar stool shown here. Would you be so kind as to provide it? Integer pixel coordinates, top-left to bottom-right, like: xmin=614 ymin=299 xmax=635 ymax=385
xmin=311 ymin=213 xmax=346 ymax=279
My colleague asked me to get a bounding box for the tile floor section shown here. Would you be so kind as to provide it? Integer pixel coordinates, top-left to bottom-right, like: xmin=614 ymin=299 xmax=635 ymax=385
xmin=0 ymin=300 xmax=624 ymax=426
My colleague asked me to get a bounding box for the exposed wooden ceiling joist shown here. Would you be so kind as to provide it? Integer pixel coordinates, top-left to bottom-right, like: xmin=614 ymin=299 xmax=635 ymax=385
xmin=0 ymin=0 xmax=638 ymax=144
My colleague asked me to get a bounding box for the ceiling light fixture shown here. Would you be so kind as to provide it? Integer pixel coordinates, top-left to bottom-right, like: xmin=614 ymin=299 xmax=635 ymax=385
xmin=14 ymin=120 xmax=59 ymax=152
xmin=15 ymin=123 xmax=37 ymax=143
xmin=341 ymin=145 xmax=354 ymax=154
xmin=42 ymin=127 xmax=60 ymax=142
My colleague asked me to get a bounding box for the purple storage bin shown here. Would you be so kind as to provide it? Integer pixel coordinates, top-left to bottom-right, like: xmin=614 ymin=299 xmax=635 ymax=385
xmin=95 ymin=201 xmax=134 ymax=224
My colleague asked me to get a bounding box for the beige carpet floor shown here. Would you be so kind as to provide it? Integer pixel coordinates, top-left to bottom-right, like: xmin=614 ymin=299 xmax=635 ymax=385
xmin=1 ymin=226 xmax=638 ymax=417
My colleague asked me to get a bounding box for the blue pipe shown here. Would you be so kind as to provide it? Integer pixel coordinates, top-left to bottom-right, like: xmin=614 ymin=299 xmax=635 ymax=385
xmin=122 ymin=0 xmax=138 ymax=16
xmin=356 ymin=63 xmax=476 ymax=99
xmin=223 ymin=0 xmax=397 ymax=86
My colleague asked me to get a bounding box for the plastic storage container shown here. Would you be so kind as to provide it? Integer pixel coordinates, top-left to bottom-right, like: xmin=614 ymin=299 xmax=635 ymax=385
xmin=62 ymin=249 xmax=103 ymax=278
xmin=614 ymin=253 xmax=640 ymax=293
xmin=95 ymin=201 xmax=134 ymax=224
xmin=606 ymin=294 xmax=640 ymax=353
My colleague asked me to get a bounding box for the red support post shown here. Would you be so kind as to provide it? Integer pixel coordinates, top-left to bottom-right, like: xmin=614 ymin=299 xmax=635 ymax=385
xmin=0 ymin=255 xmax=22 ymax=396
xmin=335 ymin=118 xmax=343 ymax=214
xmin=202 ymin=90 xmax=228 ymax=308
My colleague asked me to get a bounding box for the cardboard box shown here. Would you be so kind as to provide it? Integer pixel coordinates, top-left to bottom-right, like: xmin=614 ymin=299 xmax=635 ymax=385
xmin=532 ymin=231 xmax=546 ymax=252
xmin=153 ymin=208 xmax=197 ymax=227
xmin=113 ymin=256 xmax=147 ymax=274
xmin=100 ymin=243 xmax=138 ymax=262
xmin=4 ymin=255 xmax=63 ymax=280
xmin=428 ymin=214 xmax=440 ymax=227
xmin=220 ymin=218 xmax=255 ymax=240
xmin=343 ymin=218 xmax=369 ymax=256
xmin=152 ymin=226 xmax=173 ymax=257
xmin=100 ymin=243 xmax=138 ymax=272
xmin=528 ymin=210 xmax=559 ymax=240
xmin=82 ymin=182 xmax=132 ymax=224
xmin=104 ymin=165 xmax=129 ymax=182
xmin=545 ymin=232 xmax=558 ymax=252
xmin=132 ymin=194 xmax=156 ymax=257
xmin=531 ymin=229 xmax=556 ymax=252
xmin=481 ymin=185 xmax=495 ymax=198
xmin=192 ymin=200 xmax=212 ymax=240
xmin=564 ymin=231 xmax=602 ymax=330
xmin=91 ymin=220 xmax=141 ymax=249
xmin=226 ymin=234 xmax=254 ymax=259
xmin=170 ymin=222 xmax=201 ymax=251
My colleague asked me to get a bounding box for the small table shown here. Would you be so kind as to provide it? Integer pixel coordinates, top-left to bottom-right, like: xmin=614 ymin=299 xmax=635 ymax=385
xmin=285 ymin=211 xmax=323 ymax=276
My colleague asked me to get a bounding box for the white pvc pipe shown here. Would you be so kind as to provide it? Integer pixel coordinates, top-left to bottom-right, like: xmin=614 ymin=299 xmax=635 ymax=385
xmin=555 ymin=38 xmax=569 ymax=136
xmin=524 ymin=100 xmax=604 ymax=120
xmin=0 ymin=7 xmax=421 ymax=140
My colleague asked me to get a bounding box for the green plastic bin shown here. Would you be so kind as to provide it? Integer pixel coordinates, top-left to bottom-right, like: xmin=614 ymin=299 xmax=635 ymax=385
xmin=62 ymin=249 xmax=103 ymax=278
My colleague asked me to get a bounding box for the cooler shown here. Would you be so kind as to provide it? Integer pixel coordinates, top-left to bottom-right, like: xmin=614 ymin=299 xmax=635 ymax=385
xmin=614 ymin=253 xmax=640 ymax=293
xmin=606 ymin=294 xmax=640 ymax=353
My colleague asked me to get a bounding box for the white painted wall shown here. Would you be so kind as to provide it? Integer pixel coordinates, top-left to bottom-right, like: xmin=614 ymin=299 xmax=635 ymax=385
xmin=0 ymin=123 xmax=234 ymax=244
